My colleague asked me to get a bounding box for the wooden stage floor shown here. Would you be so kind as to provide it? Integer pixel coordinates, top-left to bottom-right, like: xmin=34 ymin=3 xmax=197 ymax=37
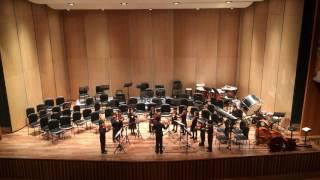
xmin=0 ymin=120 xmax=319 ymax=162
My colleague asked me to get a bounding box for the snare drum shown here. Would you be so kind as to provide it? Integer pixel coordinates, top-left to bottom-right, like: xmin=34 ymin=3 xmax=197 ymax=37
xmin=221 ymin=85 xmax=238 ymax=98
xmin=241 ymin=94 xmax=262 ymax=115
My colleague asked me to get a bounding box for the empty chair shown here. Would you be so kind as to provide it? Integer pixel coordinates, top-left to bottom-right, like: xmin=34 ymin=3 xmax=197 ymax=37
xmin=60 ymin=116 xmax=74 ymax=135
xmin=155 ymin=88 xmax=165 ymax=98
xmin=100 ymin=94 xmax=109 ymax=107
xmin=27 ymin=113 xmax=39 ymax=135
xmin=72 ymin=111 xmax=86 ymax=132
xmin=90 ymin=111 xmax=100 ymax=131
xmin=201 ymin=109 xmax=211 ymax=120
xmin=172 ymin=80 xmax=183 ymax=97
xmin=39 ymin=109 xmax=48 ymax=118
xmin=62 ymin=102 xmax=71 ymax=110
xmin=152 ymin=98 xmax=163 ymax=107
xmin=115 ymin=93 xmax=126 ymax=102
xmin=51 ymin=112 xmax=61 ymax=121
xmin=180 ymin=98 xmax=189 ymax=107
xmin=193 ymin=93 xmax=205 ymax=102
xmin=190 ymin=106 xmax=200 ymax=116
xmin=160 ymin=104 xmax=171 ymax=117
xmin=109 ymin=99 xmax=119 ymax=109
xmin=56 ymin=96 xmax=65 ymax=106
xmin=165 ymin=98 xmax=173 ymax=106
xmin=52 ymin=106 xmax=61 ymax=113
xmin=48 ymin=119 xmax=64 ymax=142
xmin=79 ymin=86 xmax=89 ymax=101
xmin=104 ymin=108 xmax=113 ymax=120
xmin=136 ymin=103 xmax=146 ymax=114
xmin=44 ymin=98 xmax=54 ymax=109
xmin=40 ymin=116 xmax=49 ymax=137
xmin=171 ymin=98 xmax=181 ymax=107
xmin=177 ymin=94 xmax=189 ymax=99
xmin=36 ymin=103 xmax=47 ymax=113
xmin=26 ymin=107 xmax=35 ymax=118
xmin=143 ymin=88 xmax=154 ymax=99
xmin=86 ymin=97 xmax=94 ymax=107
xmin=82 ymin=108 xmax=92 ymax=121
xmin=94 ymin=102 xmax=101 ymax=112
xmin=73 ymin=105 xmax=80 ymax=112
xmin=127 ymin=97 xmax=138 ymax=108
xmin=147 ymin=102 xmax=157 ymax=111
xmin=178 ymin=105 xmax=187 ymax=115
xmin=194 ymin=100 xmax=204 ymax=110
xmin=119 ymin=104 xmax=128 ymax=115
xmin=62 ymin=108 xmax=71 ymax=117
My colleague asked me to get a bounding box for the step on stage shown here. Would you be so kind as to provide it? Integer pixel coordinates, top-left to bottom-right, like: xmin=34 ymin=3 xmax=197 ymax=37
xmin=1 ymin=121 xmax=320 ymax=180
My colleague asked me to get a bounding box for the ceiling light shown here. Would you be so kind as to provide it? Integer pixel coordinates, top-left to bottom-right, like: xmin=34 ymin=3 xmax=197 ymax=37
xmin=67 ymin=2 xmax=74 ymax=6
xmin=120 ymin=2 xmax=128 ymax=6
xmin=196 ymin=8 xmax=200 ymax=10
xmin=149 ymin=9 xmax=153 ymax=11
xmin=173 ymin=2 xmax=180 ymax=5
xmin=226 ymin=1 xmax=232 ymax=3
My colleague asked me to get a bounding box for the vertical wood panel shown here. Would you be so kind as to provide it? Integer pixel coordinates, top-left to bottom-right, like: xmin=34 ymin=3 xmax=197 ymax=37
xmin=129 ymin=11 xmax=153 ymax=96
xmin=63 ymin=12 xmax=88 ymax=100
xmin=195 ymin=10 xmax=219 ymax=88
xmin=249 ymin=1 xmax=268 ymax=98
xmin=260 ymin=0 xmax=285 ymax=112
xmin=275 ymin=0 xmax=304 ymax=116
xmin=217 ymin=9 xmax=239 ymax=87
xmin=48 ymin=9 xmax=70 ymax=99
xmin=174 ymin=10 xmax=197 ymax=89
xmin=108 ymin=11 xmax=131 ymax=96
xmin=84 ymin=11 xmax=108 ymax=96
xmin=32 ymin=4 xmax=57 ymax=99
xmin=14 ymin=0 xmax=43 ymax=106
xmin=238 ymin=6 xmax=254 ymax=98
xmin=152 ymin=10 xmax=174 ymax=96
xmin=0 ymin=0 xmax=28 ymax=131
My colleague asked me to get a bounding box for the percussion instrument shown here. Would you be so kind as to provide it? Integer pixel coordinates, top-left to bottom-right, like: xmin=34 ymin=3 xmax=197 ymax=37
xmin=185 ymin=88 xmax=193 ymax=97
xmin=241 ymin=94 xmax=262 ymax=116
xmin=212 ymin=105 xmax=238 ymax=121
xmin=221 ymin=85 xmax=237 ymax=98
xmin=256 ymin=119 xmax=271 ymax=128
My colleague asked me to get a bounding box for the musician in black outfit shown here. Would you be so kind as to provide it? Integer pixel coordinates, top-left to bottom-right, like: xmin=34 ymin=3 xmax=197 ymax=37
xmin=128 ymin=108 xmax=137 ymax=134
xmin=111 ymin=113 xmax=118 ymax=142
xmin=171 ymin=108 xmax=178 ymax=132
xmin=231 ymin=104 xmax=243 ymax=119
xmin=190 ymin=111 xmax=199 ymax=140
xmin=153 ymin=115 xmax=168 ymax=154
xmin=180 ymin=108 xmax=187 ymax=135
xmin=149 ymin=107 xmax=156 ymax=133
xmin=99 ymin=120 xmax=107 ymax=154
xmin=207 ymin=119 xmax=214 ymax=152
xmin=199 ymin=119 xmax=206 ymax=146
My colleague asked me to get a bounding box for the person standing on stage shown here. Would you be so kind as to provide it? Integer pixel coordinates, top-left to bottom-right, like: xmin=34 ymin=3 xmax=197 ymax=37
xmin=99 ymin=120 xmax=107 ymax=154
xmin=199 ymin=118 xmax=206 ymax=146
xmin=207 ymin=119 xmax=214 ymax=152
xmin=171 ymin=108 xmax=178 ymax=132
xmin=149 ymin=106 xmax=156 ymax=133
xmin=180 ymin=108 xmax=187 ymax=135
xmin=111 ymin=113 xmax=118 ymax=142
xmin=190 ymin=111 xmax=199 ymax=140
xmin=128 ymin=108 xmax=137 ymax=134
xmin=153 ymin=115 xmax=168 ymax=154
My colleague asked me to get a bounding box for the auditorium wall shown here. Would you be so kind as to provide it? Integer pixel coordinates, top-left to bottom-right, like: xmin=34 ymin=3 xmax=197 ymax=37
xmin=0 ymin=0 xmax=68 ymax=132
xmin=237 ymin=0 xmax=304 ymax=118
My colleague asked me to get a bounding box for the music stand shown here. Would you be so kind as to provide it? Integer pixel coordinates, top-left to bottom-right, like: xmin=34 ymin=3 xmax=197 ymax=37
xmin=175 ymin=120 xmax=185 ymax=142
xmin=135 ymin=119 xmax=142 ymax=139
xmin=124 ymin=126 xmax=130 ymax=144
xmin=181 ymin=127 xmax=192 ymax=152
xmin=114 ymin=128 xmax=126 ymax=154
xmin=124 ymin=82 xmax=132 ymax=99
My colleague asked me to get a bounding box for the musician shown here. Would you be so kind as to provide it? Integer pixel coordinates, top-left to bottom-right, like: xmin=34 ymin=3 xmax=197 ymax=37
xmin=211 ymin=91 xmax=224 ymax=109
xmin=190 ymin=111 xmax=199 ymax=140
xmin=153 ymin=115 xmax=169 ymax=154
xmin=149 ymin=106 xmax=156 ymax=133
xmin=207 ymin=119 xmax=214 ymax=152
xmin=231 ymin=104 xmax=243 ymax=119
xmin=199 ymin=118 xmax=206 ymax=146
xmin=99 ymin=120 xmax=107 ymax=154
xmin=240 ymin=119 xmax=249 ymax=139
xmin=128 ymin=108 xmax=137 ymax=134
xmin=171 ymin=108 xmax=178 ymax=132
xmin=111 ymin=112 xmax=123 ymax=142
xmin=180 ymin=108 xmax=187 ymax=135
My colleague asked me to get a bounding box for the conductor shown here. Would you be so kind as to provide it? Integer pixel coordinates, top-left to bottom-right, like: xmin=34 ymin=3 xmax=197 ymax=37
xmin=153 ymin=115 xmax=168 ymax=154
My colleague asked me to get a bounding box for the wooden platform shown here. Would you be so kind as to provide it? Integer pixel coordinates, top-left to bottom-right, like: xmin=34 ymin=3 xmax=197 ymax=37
xmin=1 ymin=121 xmax=320 ymax=179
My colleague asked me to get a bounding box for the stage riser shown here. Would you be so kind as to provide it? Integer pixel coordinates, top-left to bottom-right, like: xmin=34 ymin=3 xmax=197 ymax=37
xmin=1 ymin=152 xmax=320 ymax=179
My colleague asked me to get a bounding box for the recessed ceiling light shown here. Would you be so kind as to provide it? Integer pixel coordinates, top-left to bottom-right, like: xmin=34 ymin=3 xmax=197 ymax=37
xmin=120 ymin=2 xmax=128 ymax=6
xmin=226 ymin=1 xmax=232 ymax=4
xmin=173 ymin=2 xmax=180 ymax=5
xmin=67 ymin=2 xmax=74 ymax=6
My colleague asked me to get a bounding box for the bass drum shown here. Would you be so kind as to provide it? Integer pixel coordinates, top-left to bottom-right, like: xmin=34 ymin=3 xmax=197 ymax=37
xmin=241 ymin=94 xmax=262 ymax=115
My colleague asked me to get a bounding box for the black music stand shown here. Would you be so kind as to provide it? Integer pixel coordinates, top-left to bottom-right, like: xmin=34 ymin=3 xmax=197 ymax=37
xmin=135 ymin=120 xmax=142 ymax=139
xmin=123 ymin=82 xmax=132 ymax=99
xmin=124 ymin=126 xmax=130 ymax=144
xmin=181 ymin=127 xmax=192 ymax=152
xmin=114 ymin=128 xmax=126 ymax=154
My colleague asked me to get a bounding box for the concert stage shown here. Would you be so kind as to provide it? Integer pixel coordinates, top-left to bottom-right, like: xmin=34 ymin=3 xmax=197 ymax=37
xmin=1 ymin=122 xmax=320 ymax=179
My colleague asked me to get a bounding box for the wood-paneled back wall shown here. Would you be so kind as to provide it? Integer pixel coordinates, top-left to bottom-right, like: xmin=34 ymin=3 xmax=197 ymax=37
xmin=237 ymin=0 xmax=304 ymax=117
xmin=63 ymin=9 xmax=240 ymax=99
xmin=0 ymin=0 xmax=69 ymax=131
